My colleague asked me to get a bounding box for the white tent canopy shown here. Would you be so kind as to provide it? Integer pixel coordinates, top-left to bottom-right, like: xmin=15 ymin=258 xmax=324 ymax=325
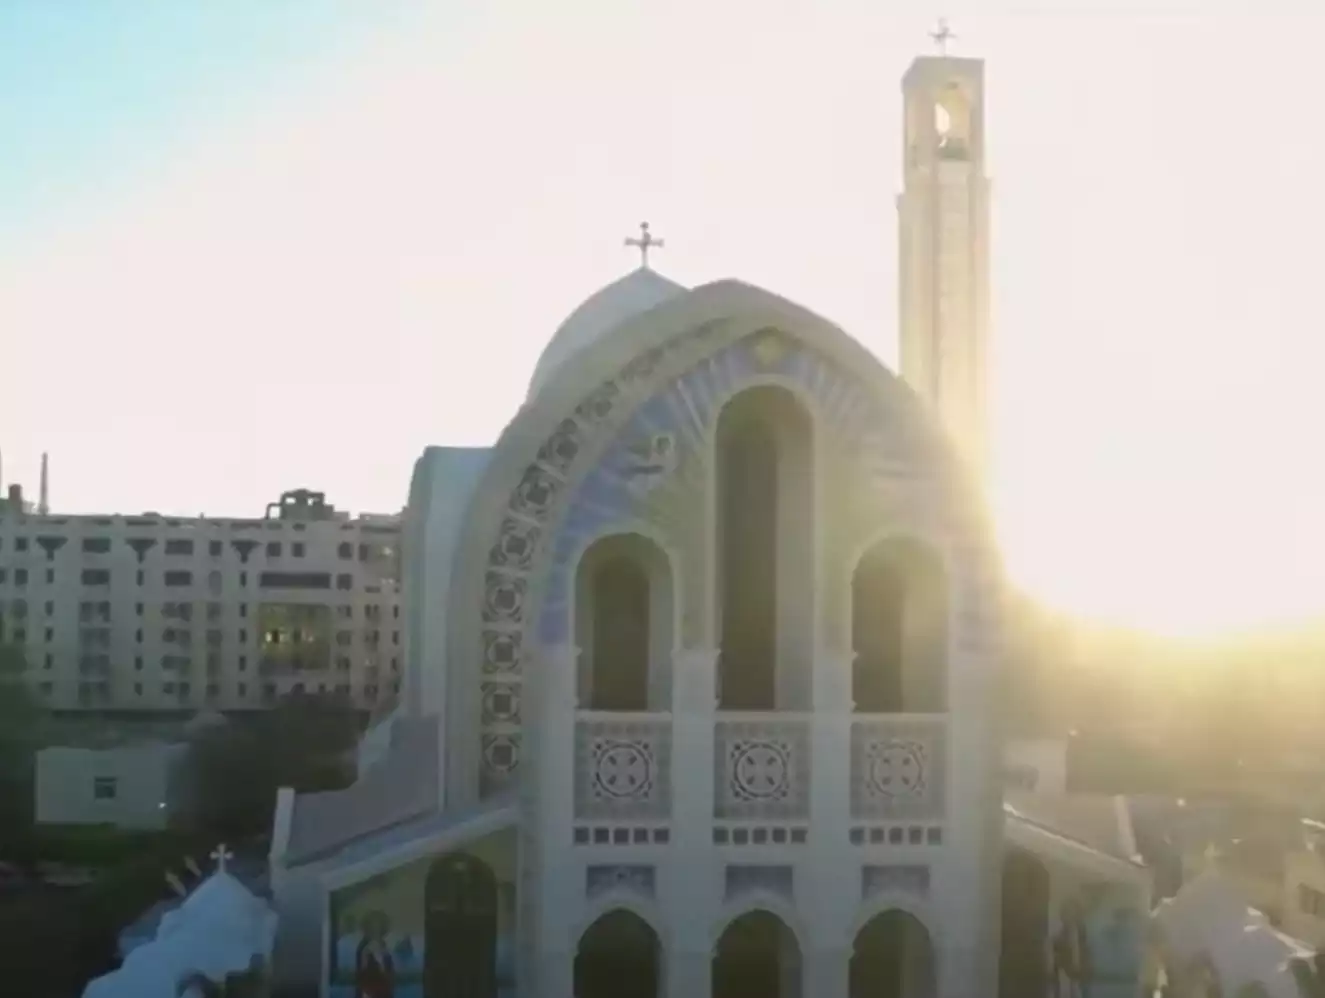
xmin=82 ymin=852 xmax=278 ymax=998
xmin=1154 ymin=870 xmax=1313 ymax=998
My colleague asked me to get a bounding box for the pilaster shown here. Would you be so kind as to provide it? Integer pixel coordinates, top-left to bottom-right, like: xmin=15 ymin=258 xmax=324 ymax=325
xmin=670 ymin=646 xmax=717 ymax=857
xmin=665 ymin=948 xmax=712 ymax=998
xmin=804 ymin=946 xmax=850 ymax=998
xmin=808 ymin=649 xmax=854 ymax=948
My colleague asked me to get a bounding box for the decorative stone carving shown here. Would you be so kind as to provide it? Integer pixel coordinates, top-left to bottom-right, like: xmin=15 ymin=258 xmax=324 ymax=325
xmin=482 ymin=572 xmax=526 ymax=624
xmin=850 ymin=719 xmax=946 ymax=821
xmin=489 ymin=518 xmax=541 ymax=571
xmin=574 ymin=718 xmax=671 ymax=820
xmin=481 ymin=630 xmax=522 ymax=674
xmin=536 ymin=419 xmax=583 ymax=474
xmin=511 ymin=464 xmax=561 ymax=519
xmin=724 ymin=865 xmax=794 ymax=902
xmin=574 ymin=382 xmax=621 ymax=426
xmin=480 ymin=681 xmax=521 ymax=725
xmin=586 ymin=864 xmax=656 ymax=899
xmin=862 ymin=864 xmax=931 ymax=899
xmin=481 ymin=733 xmax=520 ymax=777
xmin=715 ymin=721 xmax=810 ymax=821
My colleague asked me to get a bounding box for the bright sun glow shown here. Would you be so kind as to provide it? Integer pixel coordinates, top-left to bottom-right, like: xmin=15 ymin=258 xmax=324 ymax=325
xmin=987 ymin=343 xmax=1325 ymax=637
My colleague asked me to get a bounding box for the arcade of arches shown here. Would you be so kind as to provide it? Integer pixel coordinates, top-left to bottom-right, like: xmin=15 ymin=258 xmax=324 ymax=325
xmin=573 ymin=385 xmax=950 ymax=716
xmin=571 ymin=907 xmax=944 ymax=998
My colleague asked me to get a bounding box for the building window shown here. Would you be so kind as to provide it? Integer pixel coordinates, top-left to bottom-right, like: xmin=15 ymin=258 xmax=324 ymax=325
xmin=14 ymin=569 xmax=27 ymax=586
xmin=337 ymin=606 xmax=353 ymax=620
xmin=164 ymin=570 xmax=193 ymax=587
xmin=93 ymin=776 xmax=118 ymax=801
xmin=81 ymin=568 xmax=111 ymax=586
xmin=266 ymin=542 xmax=282 ymax=558
xmin=1300 ymin=885 xmax=1325 ymax=917
xmin=165 ymin=539 xmax=194 ymax=556
xmin=336 ymin=574 xmax=352 ymax=591
xmin=81 ymin=537 xmax=111 ymax=554
xmin=44 ymin=601 xmax=53 ymax=616
xmin=15 ymin=538 xmax=28 ymax=552
xmin=338 ymin=542 xmax=352 ymax=559
xmin=209 ymin=540 xmax=223 ymax=557
xmin=292 ymin=542 xmax=305 ymax=557
xmin=46 ymin=568 xmax=54 ymax=584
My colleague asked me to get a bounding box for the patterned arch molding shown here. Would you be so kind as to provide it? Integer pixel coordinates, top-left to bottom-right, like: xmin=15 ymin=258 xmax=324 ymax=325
xmin=476 ymin=322 xmax=963 ymax=791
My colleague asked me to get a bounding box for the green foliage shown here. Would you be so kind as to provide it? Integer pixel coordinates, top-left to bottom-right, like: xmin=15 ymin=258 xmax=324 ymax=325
xmin=1291 ymin=953 xmax=1325 ymax=998
xmin=175 ymin=691 xmax=361 ymax=842
xmin=0 ymin=643 xmax=41 ymax=860
xmin=31 ymin=824 xmax=194 ymax=868
xmin=0 ymin=830 xmax=213 ymax=998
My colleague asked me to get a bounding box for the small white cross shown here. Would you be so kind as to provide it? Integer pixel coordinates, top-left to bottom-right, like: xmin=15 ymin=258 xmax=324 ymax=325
xmin=210 ymin=843 xmax=234 ymax=873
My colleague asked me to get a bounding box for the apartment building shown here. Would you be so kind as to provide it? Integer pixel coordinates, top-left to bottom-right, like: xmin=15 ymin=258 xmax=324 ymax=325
xmin=0 ymin=489 xmax=402 ymax=713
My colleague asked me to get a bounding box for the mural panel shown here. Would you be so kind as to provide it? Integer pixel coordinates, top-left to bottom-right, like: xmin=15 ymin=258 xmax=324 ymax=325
xmin=1047 ymin=879 xmax=1146 ymax=998
xmin=328 ymin=831 xmax=518 ymax=998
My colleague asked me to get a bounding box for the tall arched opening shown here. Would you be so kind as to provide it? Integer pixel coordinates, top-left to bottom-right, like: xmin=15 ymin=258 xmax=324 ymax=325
xmin=712 ymin=909 xmax=802 ymax=998
xmin=851 ymin=537 xmax=947 ymax=713
xmin=715 ymin=384 xmax=814 ymax=711
xmin=574 ymin=908 xmax=663 ymax=998
xmin=575 ymin=533 xmax=673 ymax=711
xmin=999 ymin=849 xmax=1051 ymax=998
xmin=423 ymin=852 xmax=498 ymax=998
xmin=850 ymin=909 xmax=937 ymax=998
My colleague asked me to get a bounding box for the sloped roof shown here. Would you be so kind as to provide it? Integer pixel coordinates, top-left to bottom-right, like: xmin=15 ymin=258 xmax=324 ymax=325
xmin=285 ymin=715 xmax=438 ymax=865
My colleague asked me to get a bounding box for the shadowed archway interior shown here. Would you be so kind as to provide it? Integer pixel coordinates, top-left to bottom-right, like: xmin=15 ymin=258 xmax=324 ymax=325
xmin=712 ymin=909 xmax=802 ymax=998
xmin=850 ymin=909 xmax=937 ymax=998
xmin=574 ymin=908 xmax=662 ymax=998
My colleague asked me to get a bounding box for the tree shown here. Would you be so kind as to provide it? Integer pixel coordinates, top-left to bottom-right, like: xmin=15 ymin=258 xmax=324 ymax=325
xmin=1291 ymin=953 xmax=1325 ymax=998
xmin=0 ymin=643 xmax=42 ymax=862
xmin=175 ymin=692 xmax=362 ymax=844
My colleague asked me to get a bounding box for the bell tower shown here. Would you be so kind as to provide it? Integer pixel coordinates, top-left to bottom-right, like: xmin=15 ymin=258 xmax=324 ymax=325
xmin=897 ymin=50 xmax=991 ymax=476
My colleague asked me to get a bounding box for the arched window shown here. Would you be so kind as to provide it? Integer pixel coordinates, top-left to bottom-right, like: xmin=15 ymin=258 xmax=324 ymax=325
xmin=715 ymin=385 xmax=814 ymax=711
xmin=575 ymin=534 xmax=673 ymax=711
xmin=851 ymin=537 xmax=947 ymax=713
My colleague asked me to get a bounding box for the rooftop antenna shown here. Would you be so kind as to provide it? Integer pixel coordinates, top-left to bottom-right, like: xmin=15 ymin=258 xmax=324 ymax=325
xmin=38 ymin=452 xmax=49 ymax=515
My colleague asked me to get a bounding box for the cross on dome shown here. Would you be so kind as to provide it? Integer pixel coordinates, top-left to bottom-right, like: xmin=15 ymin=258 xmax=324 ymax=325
xmin=624 ymin=221 xmax=664 ymax=270
xmin=210 ymin=842 xmax=234 ymax=873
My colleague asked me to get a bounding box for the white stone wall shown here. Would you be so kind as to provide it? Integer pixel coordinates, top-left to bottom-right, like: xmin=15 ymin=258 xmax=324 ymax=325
xmin=34 ymin=741 xmax=186 ymax=829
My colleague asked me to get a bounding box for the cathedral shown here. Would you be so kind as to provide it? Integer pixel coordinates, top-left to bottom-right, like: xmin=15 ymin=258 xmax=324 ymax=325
xmin=268 ymin=49 xmax=1151 ymax=998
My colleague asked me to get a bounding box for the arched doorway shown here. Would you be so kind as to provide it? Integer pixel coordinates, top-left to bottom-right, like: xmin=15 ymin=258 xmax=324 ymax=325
xmin=851 ymin=538 xmax=947 ymax=713
xmin=575 ymin=533 xmax=673 ymax=711
xmin=712 ymin=909 xmax=802 ymax=998
xmin=850 ymin=909 xmax=936 ymax=998
xmin=423 ymin=852 xmax=498 ymax=998
xmin=715 ymin=385 xmax=814 ymax=712
xmin=999 ymin=849 xmax=1051 ymax=998
xmin=574 ymin=908 xmax=662 ymax=998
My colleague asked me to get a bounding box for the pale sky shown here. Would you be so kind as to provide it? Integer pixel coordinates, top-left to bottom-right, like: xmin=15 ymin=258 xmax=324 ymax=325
xmin=4 ymin=1 xmax=1325 ymax=634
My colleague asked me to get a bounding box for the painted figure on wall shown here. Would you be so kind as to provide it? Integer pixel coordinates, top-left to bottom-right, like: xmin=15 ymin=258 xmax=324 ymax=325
xmin=328 ymin=833 xmax=518 ymax=998
xmin=355 ymin=910 xmax=396 ymax=998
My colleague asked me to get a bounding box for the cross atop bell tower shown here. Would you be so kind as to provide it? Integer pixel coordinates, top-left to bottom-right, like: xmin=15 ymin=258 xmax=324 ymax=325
xmin=897 ymin=43 xmax=990 ymax=477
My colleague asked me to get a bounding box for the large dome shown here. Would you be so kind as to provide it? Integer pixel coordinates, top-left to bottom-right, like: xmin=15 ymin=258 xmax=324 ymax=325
xmin=527 ymin=267 xmax=687 ymax=400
